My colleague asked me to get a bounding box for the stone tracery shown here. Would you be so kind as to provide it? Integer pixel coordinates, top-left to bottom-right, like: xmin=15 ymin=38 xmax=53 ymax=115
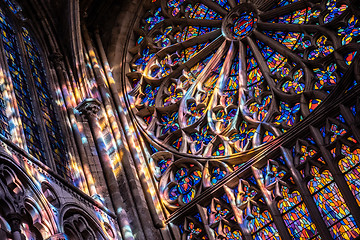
xmin=127 ymin=0 xmax=359 ymax=158
xmin=125 ymin=0 xmax=360 ymax=238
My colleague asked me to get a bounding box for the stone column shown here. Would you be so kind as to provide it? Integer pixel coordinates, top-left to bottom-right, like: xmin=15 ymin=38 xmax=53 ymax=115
xmin=83 ymin=25 xmax=156 ymax=239
xmin=7 ymin=213 xmax=23 ymax=240
xmin=76 ymin=98 xmax=134 ymax=240
xmin=93 ymin=26 xmax=165 ymax=229
xmin=50 ymin=53 xmax=95 ymax=196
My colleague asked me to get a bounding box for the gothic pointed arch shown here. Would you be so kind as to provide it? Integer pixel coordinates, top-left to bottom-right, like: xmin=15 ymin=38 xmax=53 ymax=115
xmin=0 ymin=145 xmax=58 ymax=239
xmin=60 ymin=204 xmax=111 ymax=240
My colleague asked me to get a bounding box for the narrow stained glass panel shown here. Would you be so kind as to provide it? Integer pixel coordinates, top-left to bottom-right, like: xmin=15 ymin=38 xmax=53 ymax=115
xmin=278 ymin=187 xmax=319 ymax=239
xmin=22 ymin=28 xmax=72 ymax=180
xmin=249 ymin=206 xmax=280 ymax=240
xmin=308 ymin=167 xmax=360 ymax=239
xmin=338 ymin=145 xmax=360 ymax=206
xmin=0 ymin=9 xmax=46 ymax=162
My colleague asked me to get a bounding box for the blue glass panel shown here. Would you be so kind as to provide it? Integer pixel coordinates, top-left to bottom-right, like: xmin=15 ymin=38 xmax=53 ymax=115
xmin=0 ymin=9 xmax=46 ymax=162
xmin=22 ymin=27 xmax=72 ymax=180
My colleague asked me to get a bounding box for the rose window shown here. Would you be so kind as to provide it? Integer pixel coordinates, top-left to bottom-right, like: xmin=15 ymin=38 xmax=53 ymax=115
xmin=126 ymin=0 xmax=360 ymax=239
xmin=126 ymin=0 xmax=359 ymax=158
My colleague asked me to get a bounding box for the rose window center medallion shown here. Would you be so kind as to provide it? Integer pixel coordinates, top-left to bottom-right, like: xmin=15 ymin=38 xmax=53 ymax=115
xmin=222 ymin=4 xmax=257 ymax=41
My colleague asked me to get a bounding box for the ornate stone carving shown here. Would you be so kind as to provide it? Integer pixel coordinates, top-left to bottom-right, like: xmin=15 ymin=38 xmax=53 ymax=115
xmin=76 ymin=98 xmax=102 ymax=119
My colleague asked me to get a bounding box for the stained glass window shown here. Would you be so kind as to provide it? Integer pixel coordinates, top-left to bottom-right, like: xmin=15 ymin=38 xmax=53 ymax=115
xmin=308 ymin=167 xmax=360 ymax=239
xmin=0 ymin=4 xmax=72 ymax=180
xmin=127 ymin=0 xmax=357 ymax=158
xmin=127 ymin=0 xmax=360 ymax=239
xmin=0 ymin=8 xmax=46 ymax=162
xmin=22 ymin=28 xmax=71 ymax=180
xmin=278 ymin=187 xmax=319 ymax=239
xmin=338 ymin=144 xmax=360 ymax=206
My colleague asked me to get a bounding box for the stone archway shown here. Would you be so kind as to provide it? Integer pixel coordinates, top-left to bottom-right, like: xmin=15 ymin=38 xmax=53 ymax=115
xmin=0 ymin=147 xmax=57 ymax=239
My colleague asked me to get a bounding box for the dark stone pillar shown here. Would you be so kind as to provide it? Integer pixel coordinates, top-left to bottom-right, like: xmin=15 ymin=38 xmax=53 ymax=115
xmin=77 ymin=98 xmax=134 ymax=240
xmin=50 ymin=53 xmax=96 ymax=196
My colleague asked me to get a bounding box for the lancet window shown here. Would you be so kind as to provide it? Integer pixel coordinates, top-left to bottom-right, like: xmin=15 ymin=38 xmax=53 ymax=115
xmin=0 ymin=1 xmax=71 ymax=180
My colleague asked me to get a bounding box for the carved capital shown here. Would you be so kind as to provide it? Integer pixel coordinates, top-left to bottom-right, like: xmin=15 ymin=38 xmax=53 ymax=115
xmin=76 ymin=98 xmax=101 ymax=119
